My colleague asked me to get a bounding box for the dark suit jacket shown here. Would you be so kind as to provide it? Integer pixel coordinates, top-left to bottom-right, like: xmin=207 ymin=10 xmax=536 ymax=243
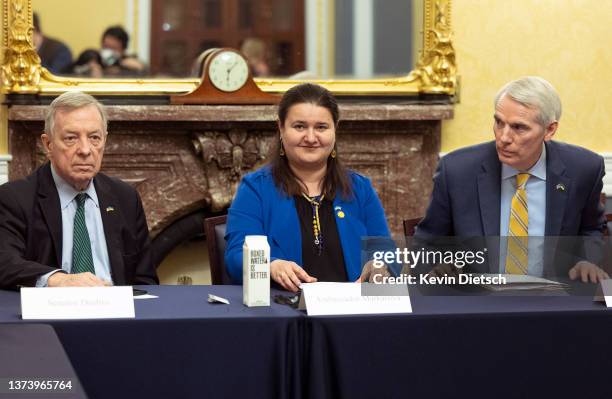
xmin=38 ymin=36 xmax=73 ymax=74
xmin=0 ymin=163 xmax=158 ymax=290
xmin=414 ymin=141 xmax=605 ymax=276
xmin=416 ymin=140 xmax=605 ymax=237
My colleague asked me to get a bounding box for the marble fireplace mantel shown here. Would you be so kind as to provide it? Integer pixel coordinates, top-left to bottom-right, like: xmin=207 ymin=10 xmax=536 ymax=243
xmin=7 ymin=103 xmax=453 ymax=239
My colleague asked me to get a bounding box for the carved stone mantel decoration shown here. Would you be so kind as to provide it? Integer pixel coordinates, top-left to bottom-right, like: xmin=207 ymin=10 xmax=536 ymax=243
xmin=7 ymin=104 xmax=453 ymax=238
xmin=192 ymin=130 xmax=270 ymax=212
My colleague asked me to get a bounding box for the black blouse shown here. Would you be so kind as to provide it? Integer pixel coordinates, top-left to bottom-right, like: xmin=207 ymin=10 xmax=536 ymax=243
xmin=294 ymin=195 xmax=348 ymax=282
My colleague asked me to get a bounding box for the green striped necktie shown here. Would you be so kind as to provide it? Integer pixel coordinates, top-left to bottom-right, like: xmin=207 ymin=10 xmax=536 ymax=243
xmin=71 ymin=193 xmax=95 ymax=275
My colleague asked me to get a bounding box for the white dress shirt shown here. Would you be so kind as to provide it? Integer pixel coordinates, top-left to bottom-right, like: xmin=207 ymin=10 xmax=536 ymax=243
xmin=36 ymin=166 xmax=112 ymax=286
xmin=498 ymin=144 xmax=547 ymax=276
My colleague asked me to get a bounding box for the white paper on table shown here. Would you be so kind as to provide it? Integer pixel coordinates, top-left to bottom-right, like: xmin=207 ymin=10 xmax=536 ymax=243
xmin=300 ymin=282 xmax=412 ymax=316
xmin=601 ymin=280 xmax=612 ymax=307
xmin=21 ymin=286 xmax=135 ymax=320
xmin=476 ymin=273 xmax=568 ymax=292
xmin=134 ymin=294 xmax=158 ymax=299
xmin=208 ymin=294 xmax=229 ymax=304
xmin=495 ymin=274 xmax=566 ymax=285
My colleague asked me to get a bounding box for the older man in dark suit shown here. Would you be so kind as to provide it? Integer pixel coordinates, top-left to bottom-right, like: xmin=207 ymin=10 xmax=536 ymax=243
xmin=416 ymin=76 xmax=608 ymax=283
xmin=0 ymin=91 xmax=158 ymax=290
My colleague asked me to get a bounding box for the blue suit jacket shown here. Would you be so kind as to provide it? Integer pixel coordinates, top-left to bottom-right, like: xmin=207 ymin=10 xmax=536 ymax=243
xmin=224 ymin=166 xmax=391 ymax=283
xmin=416 ymin=140 xmax=605 ymax=237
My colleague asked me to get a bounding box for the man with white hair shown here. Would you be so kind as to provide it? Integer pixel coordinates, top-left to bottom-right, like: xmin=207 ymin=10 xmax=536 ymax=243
xmin=0 ymin=91 xmax=158 ymax=289
xmin=416 ymin=76 xmax=608 ymax=283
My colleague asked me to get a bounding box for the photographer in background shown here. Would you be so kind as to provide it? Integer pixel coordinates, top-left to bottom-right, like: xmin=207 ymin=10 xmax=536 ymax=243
xmin=100 ymin=25 xmax=147 ymax=77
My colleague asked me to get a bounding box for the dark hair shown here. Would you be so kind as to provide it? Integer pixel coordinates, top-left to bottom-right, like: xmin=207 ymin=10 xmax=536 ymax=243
xmin=102 ymin=26 xmax=129 ymax=50
xmin=271 ymin=83 xmax=352 ymax=200
xmin=33 ymin=12 xmax=40 ymax=33
xmin=69 ymin=49 xmax=103 ymax=75
xmin=74 ymin=49 xmax=102 ymax=66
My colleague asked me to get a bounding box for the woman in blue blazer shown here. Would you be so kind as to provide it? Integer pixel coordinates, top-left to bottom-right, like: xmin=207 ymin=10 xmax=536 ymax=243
xmin=224 ymin=83 xmax=391 ymax=291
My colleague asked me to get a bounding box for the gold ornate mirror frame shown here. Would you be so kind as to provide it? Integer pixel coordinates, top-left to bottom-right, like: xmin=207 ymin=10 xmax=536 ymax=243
xmin=1 ymin=0 xmax=456 ymax=96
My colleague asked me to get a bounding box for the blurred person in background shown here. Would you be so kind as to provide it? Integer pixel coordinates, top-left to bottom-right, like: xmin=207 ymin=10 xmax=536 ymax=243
xmin=241 ymin=38 xmax=270 ymax=77
xmin=69 ymin=49 xmax=104 ymax=78
xmin=33 ymin=12 xmax=73 ymax=74
xmin=100 ymin=25 xmax=147 ymax=77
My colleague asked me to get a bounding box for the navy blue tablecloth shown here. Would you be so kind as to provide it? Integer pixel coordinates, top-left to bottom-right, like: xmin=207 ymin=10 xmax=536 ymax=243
xmin=0 ymin=285 xmax=304 ymax=399
xmin=2 ymin=286 xmax=612 ymax=399
xmin=305 ymin=295 xmax=612 ymax=399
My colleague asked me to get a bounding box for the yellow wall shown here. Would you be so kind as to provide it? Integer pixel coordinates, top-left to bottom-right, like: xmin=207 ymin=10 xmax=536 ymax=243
xmin=0 ymin=104 xmax=6 ymax=154
xmin=32 ymin=0 xmax=127 ymax=59
xmin=443 ymin=0 xmax=612 ymax=153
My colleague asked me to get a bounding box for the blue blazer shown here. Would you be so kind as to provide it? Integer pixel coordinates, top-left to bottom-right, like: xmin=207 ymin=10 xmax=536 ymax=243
xmin=416 ymin=140 xmax=605 ymax=237
xmin=224 ymin=166 xmax=391 ymax=283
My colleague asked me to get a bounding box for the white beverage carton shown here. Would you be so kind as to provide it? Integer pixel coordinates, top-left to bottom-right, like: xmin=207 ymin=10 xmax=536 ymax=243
xmin=243 ymin=235 xmax=270 ymax=307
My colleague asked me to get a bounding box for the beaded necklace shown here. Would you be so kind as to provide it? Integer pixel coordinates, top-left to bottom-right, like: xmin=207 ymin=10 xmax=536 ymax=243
xmin=302 ymin=193 xmax=325 ymax=255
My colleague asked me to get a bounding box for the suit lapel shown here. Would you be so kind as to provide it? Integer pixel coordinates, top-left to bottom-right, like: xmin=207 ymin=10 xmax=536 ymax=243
xmin=477 ymin=149 xmax=502 ymax=236
xmin=94 ymin=176 xmax=125 ymax=282
xmin=37 ymin=164 xmax=63 ymax=267
xmin=545 ymin=142 xmax=569 ymax=236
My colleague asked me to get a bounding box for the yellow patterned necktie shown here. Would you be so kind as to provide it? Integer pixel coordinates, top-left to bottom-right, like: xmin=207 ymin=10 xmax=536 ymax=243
xmin=506 ymin=173 xmax=530 ymax=274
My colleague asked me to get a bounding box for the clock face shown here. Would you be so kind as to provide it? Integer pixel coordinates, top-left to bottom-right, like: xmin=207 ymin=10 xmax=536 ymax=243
xmin=208 ymin=51 xmax=250 ymax=92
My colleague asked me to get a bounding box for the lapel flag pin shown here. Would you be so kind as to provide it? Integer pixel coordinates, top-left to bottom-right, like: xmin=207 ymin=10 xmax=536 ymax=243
xmin=334 ymin=206 xmax=345 ymax=218
xmin=106 ymin=206 xmax=115 ymax=212
xmin=555 ymin=183 xmax=565 ymax=192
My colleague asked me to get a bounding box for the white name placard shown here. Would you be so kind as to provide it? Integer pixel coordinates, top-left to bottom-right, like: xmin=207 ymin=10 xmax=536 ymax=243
xmin=301 ymin=282 xmax=412 ymax=316
xmin=21 ymin=286 xmax=135 ymax=320
xmin=602 ymin=280 xmax=612 ymax=307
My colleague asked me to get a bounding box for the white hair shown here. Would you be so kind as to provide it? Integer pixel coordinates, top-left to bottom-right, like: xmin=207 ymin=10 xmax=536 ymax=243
xmin=494 ymin=76 xmax=562 ymax=126
xmin=44 ymin=91 xmax=108 ymax=135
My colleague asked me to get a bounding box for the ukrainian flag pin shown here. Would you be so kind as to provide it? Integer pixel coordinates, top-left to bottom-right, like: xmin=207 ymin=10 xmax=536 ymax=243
xmin=337 ymin=210 xmax=345 ymax=218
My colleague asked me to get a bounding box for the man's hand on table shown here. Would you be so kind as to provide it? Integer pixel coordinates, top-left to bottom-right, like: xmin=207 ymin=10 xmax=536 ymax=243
xmin=569 ymin=261 xmax=609 ymax=283
xmin=48 ymin=272 xmax=111 ymax=287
